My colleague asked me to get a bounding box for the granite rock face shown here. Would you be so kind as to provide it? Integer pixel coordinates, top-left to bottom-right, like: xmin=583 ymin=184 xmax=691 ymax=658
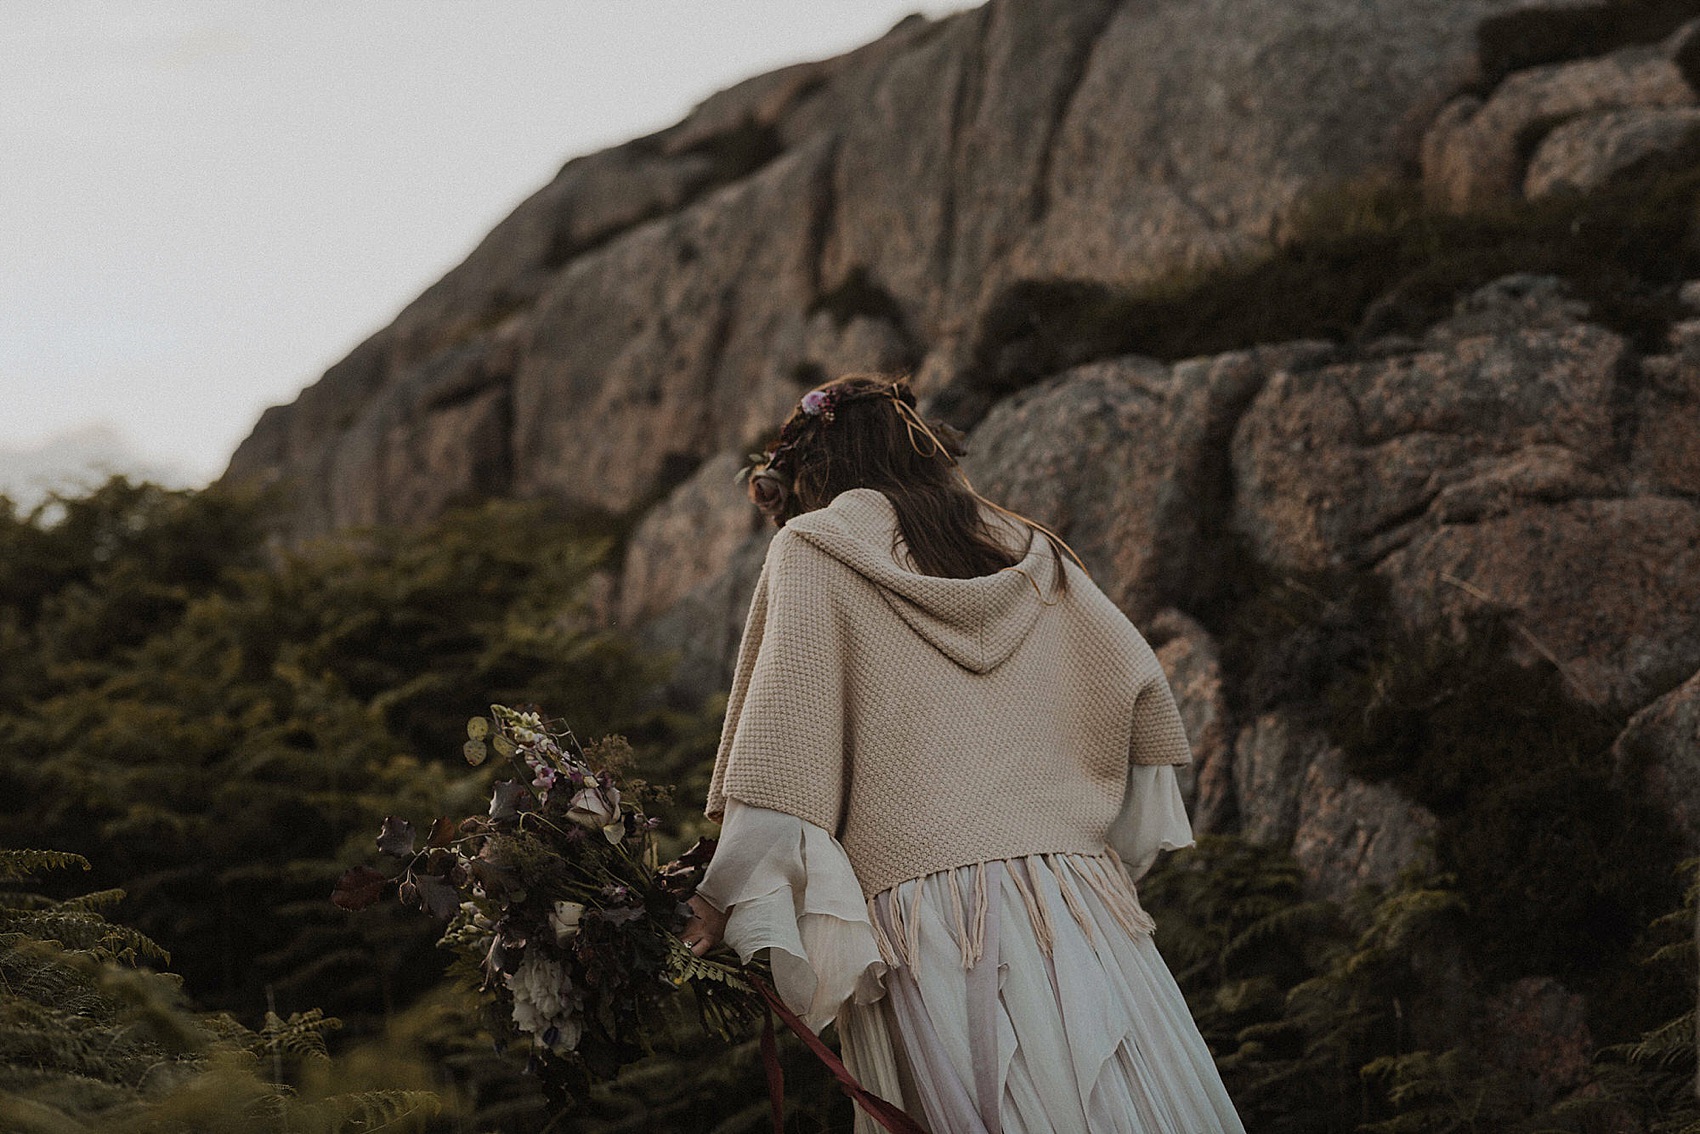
xmin=636 ymin=529 xmax=775 ymax=709
xmin=1233 ymin=277 xmax=1700 ymax=715
xmin=958 ymin=357 xmax=1171 ymax=592
xmin=1476 ymin=977 xmax=1595 ymax=1111
xmin=1612 ymin=666 xmax=1700 ymax=851
xmin=1634 ymin=334 xmax=1700 ymax=497
xmin=507 ymin=139 xmax=836 ymax=515
xmin=1144 ymin=608 xmax=1234 ymax=833
xmin=617 ymin=453 xmax=763 ymax=632
xmin=1291 ymin=748 xmax=1439 ymax=905
xmin=1229 ymin=713 xmax=1441 ymax=903
xmin=1232 ymin=714 xmax=1327 ymax=849
xmin=228 ymin=0 xmax=1509 ymax=539
xmin=963 ymin=344 xmax=1335 ymax=622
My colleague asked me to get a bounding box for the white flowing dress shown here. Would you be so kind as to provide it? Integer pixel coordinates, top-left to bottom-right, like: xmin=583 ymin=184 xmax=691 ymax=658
xmin=696 ymin=763 xmax=1247 ymax=1134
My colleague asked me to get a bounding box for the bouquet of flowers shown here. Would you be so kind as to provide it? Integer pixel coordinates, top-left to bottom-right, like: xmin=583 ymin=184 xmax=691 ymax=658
xmin=333 ymin=704 xmax=758 ymax=1090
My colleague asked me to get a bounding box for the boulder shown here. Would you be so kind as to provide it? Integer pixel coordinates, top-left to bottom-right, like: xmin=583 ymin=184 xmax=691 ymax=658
xmin=637 ymin=529 xmax=774 ymax=708
xmin=1419 ymin=272 xmax=1592 ymax=347
xmin=617 ymin=453 xmax=763 ymax=631
xmin=964 ymin=344 xmax=1334 ymax=622
xmin=1611 ymin=665 xmax=1700 ymax=851
xmin=1291 ymin=748 xmax=1438 ymax=905
xmin=1100 ymin=342 xmax=1335 ymax=618
xmin=1145 ymin=609 xmax=1234 ymax=833
xmin=1630 ymin=348 xmax=1700 ymax=497
xmin=1421 ymin=46 xmax=1693 ymax=211
xmin=1232 ymin=714 xmax=1328 ymax=847
xmin=1234 ymin=276 xmax=1700 ymax=714
xmin=1232 ymin=287 xmax=1625 ymax=574
xmin=959 ymin=357 xmax=1170 ymax=586
xmin=1524 ymin=105 xmax=1700 ymax=198
xmin=1232 ymin=714 xmax=1439 ymax=899
xmin=1377 ymin=495 xmax=1700 ymax=713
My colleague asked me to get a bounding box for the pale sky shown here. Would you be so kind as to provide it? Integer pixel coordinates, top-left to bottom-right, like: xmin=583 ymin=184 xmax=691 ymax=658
xmin=1 ymin=1 xmax=974 ymax=492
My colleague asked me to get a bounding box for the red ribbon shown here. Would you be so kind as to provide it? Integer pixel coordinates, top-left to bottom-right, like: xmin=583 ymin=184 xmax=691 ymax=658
xmin=747 ymin=973 xmax=928 ymax=1134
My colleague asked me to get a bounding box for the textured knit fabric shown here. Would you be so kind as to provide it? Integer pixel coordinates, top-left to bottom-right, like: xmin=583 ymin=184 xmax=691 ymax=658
xmin=703 ymin=487 xmax=1193 ymax=899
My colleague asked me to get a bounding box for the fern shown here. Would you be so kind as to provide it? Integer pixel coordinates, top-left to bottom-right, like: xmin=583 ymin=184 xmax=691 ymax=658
xmin=258 ymin=1087 xmax=441 ymax=1132
xmin=252 ymin=1008 xmax=340 ymax=1063
xmin=1357 ymin=1050 xmax=1523 ymax=1134
xmin=1554 ymin=859 xmax=1700 ymax=1133
xmin=0 ymin=850 xmax=89 ymax=881
xmin=0 ymin=847 xmax=444 ymax=1132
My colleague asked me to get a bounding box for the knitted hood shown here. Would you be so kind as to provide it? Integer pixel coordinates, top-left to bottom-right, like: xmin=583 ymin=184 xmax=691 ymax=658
xmin=782 ymin=487 xmax=1059 ymax=674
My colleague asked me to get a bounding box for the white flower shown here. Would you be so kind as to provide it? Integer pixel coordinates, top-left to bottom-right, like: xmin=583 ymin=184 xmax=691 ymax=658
xmin=549 ymin=900 xmax=585 ymax=945
xmin=504 ymin=950 xmax=583 ymax=1052
xmin=566 ymin=783 xmax=621 ymax=831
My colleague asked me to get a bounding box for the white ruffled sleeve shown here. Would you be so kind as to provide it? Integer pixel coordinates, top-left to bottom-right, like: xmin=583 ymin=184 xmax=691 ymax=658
xmin=1106 ymin=763 xmax=1195 ymax=883
xmin=695 ymin=799 xmax=887 ymax=1033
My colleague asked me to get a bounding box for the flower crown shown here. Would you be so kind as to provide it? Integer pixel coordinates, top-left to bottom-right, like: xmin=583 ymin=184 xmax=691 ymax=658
xmin=733 ymin=379 xmax=954 ymax=521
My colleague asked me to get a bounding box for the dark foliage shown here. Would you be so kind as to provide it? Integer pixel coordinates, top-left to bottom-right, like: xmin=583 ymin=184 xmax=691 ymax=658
xmin=0 ymin=847 xmax=441 ymax=1131
xmin=1475 ymin=0 xmax=1700 ymax=83
xmin=1323 ymin=603 xmax=1687 ymax=1039
xmin=0 ymin=480 xmax=664 ymax=1029
xmin=959 ymin=169 xmax=1700 ymax=404
xmin=1193 ymin=528 xmax=1688 ymax=1061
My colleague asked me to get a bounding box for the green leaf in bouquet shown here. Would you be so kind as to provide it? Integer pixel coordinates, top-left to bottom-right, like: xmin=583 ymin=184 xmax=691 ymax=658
xmin=464 ymin=738 xmax=488 ymax=765
xmin=490 ymin=733 xmax=516 ymax=758
xmin=467 ymin=716 xmax=490 ymax=740
xmin=662 ymin=934 xmax=752 ymax=993
xmin=376 ymin=816 xmax=416 ymax=857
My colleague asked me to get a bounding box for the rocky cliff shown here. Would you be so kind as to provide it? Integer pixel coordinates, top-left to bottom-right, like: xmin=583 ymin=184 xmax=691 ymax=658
xmin=228 ymin=0 xmax=1515 ymax=534
xmin=229 ymin=0 xmax=1700 ymax=1092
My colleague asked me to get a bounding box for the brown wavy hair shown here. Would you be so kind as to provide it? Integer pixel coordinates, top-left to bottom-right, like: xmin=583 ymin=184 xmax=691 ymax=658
xmin=750 ymin=373 xmax=1082 ymax=593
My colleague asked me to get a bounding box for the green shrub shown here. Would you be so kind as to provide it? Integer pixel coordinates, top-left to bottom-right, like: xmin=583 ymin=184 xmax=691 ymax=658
xmin=0 ymin=847 xmax=441 ymax=1133
xmin=0 ymin=481 xmax=670 ymax=1027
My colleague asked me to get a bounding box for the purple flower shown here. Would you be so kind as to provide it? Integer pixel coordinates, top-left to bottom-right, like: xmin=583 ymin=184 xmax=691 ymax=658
xmin=800 ymin=389 xmax=832 ymax=416
xmin=531 ymin=765 xmax=557 ymax=797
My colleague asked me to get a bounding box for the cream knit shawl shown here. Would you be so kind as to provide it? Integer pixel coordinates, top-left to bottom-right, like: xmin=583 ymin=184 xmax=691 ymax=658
xmin=704 ymin=487 xmax=1191 ymax=898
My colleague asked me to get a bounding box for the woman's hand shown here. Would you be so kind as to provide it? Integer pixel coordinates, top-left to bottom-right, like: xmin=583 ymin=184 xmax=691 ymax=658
xmin=680 ymin=893 xmax=728 ymax=957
